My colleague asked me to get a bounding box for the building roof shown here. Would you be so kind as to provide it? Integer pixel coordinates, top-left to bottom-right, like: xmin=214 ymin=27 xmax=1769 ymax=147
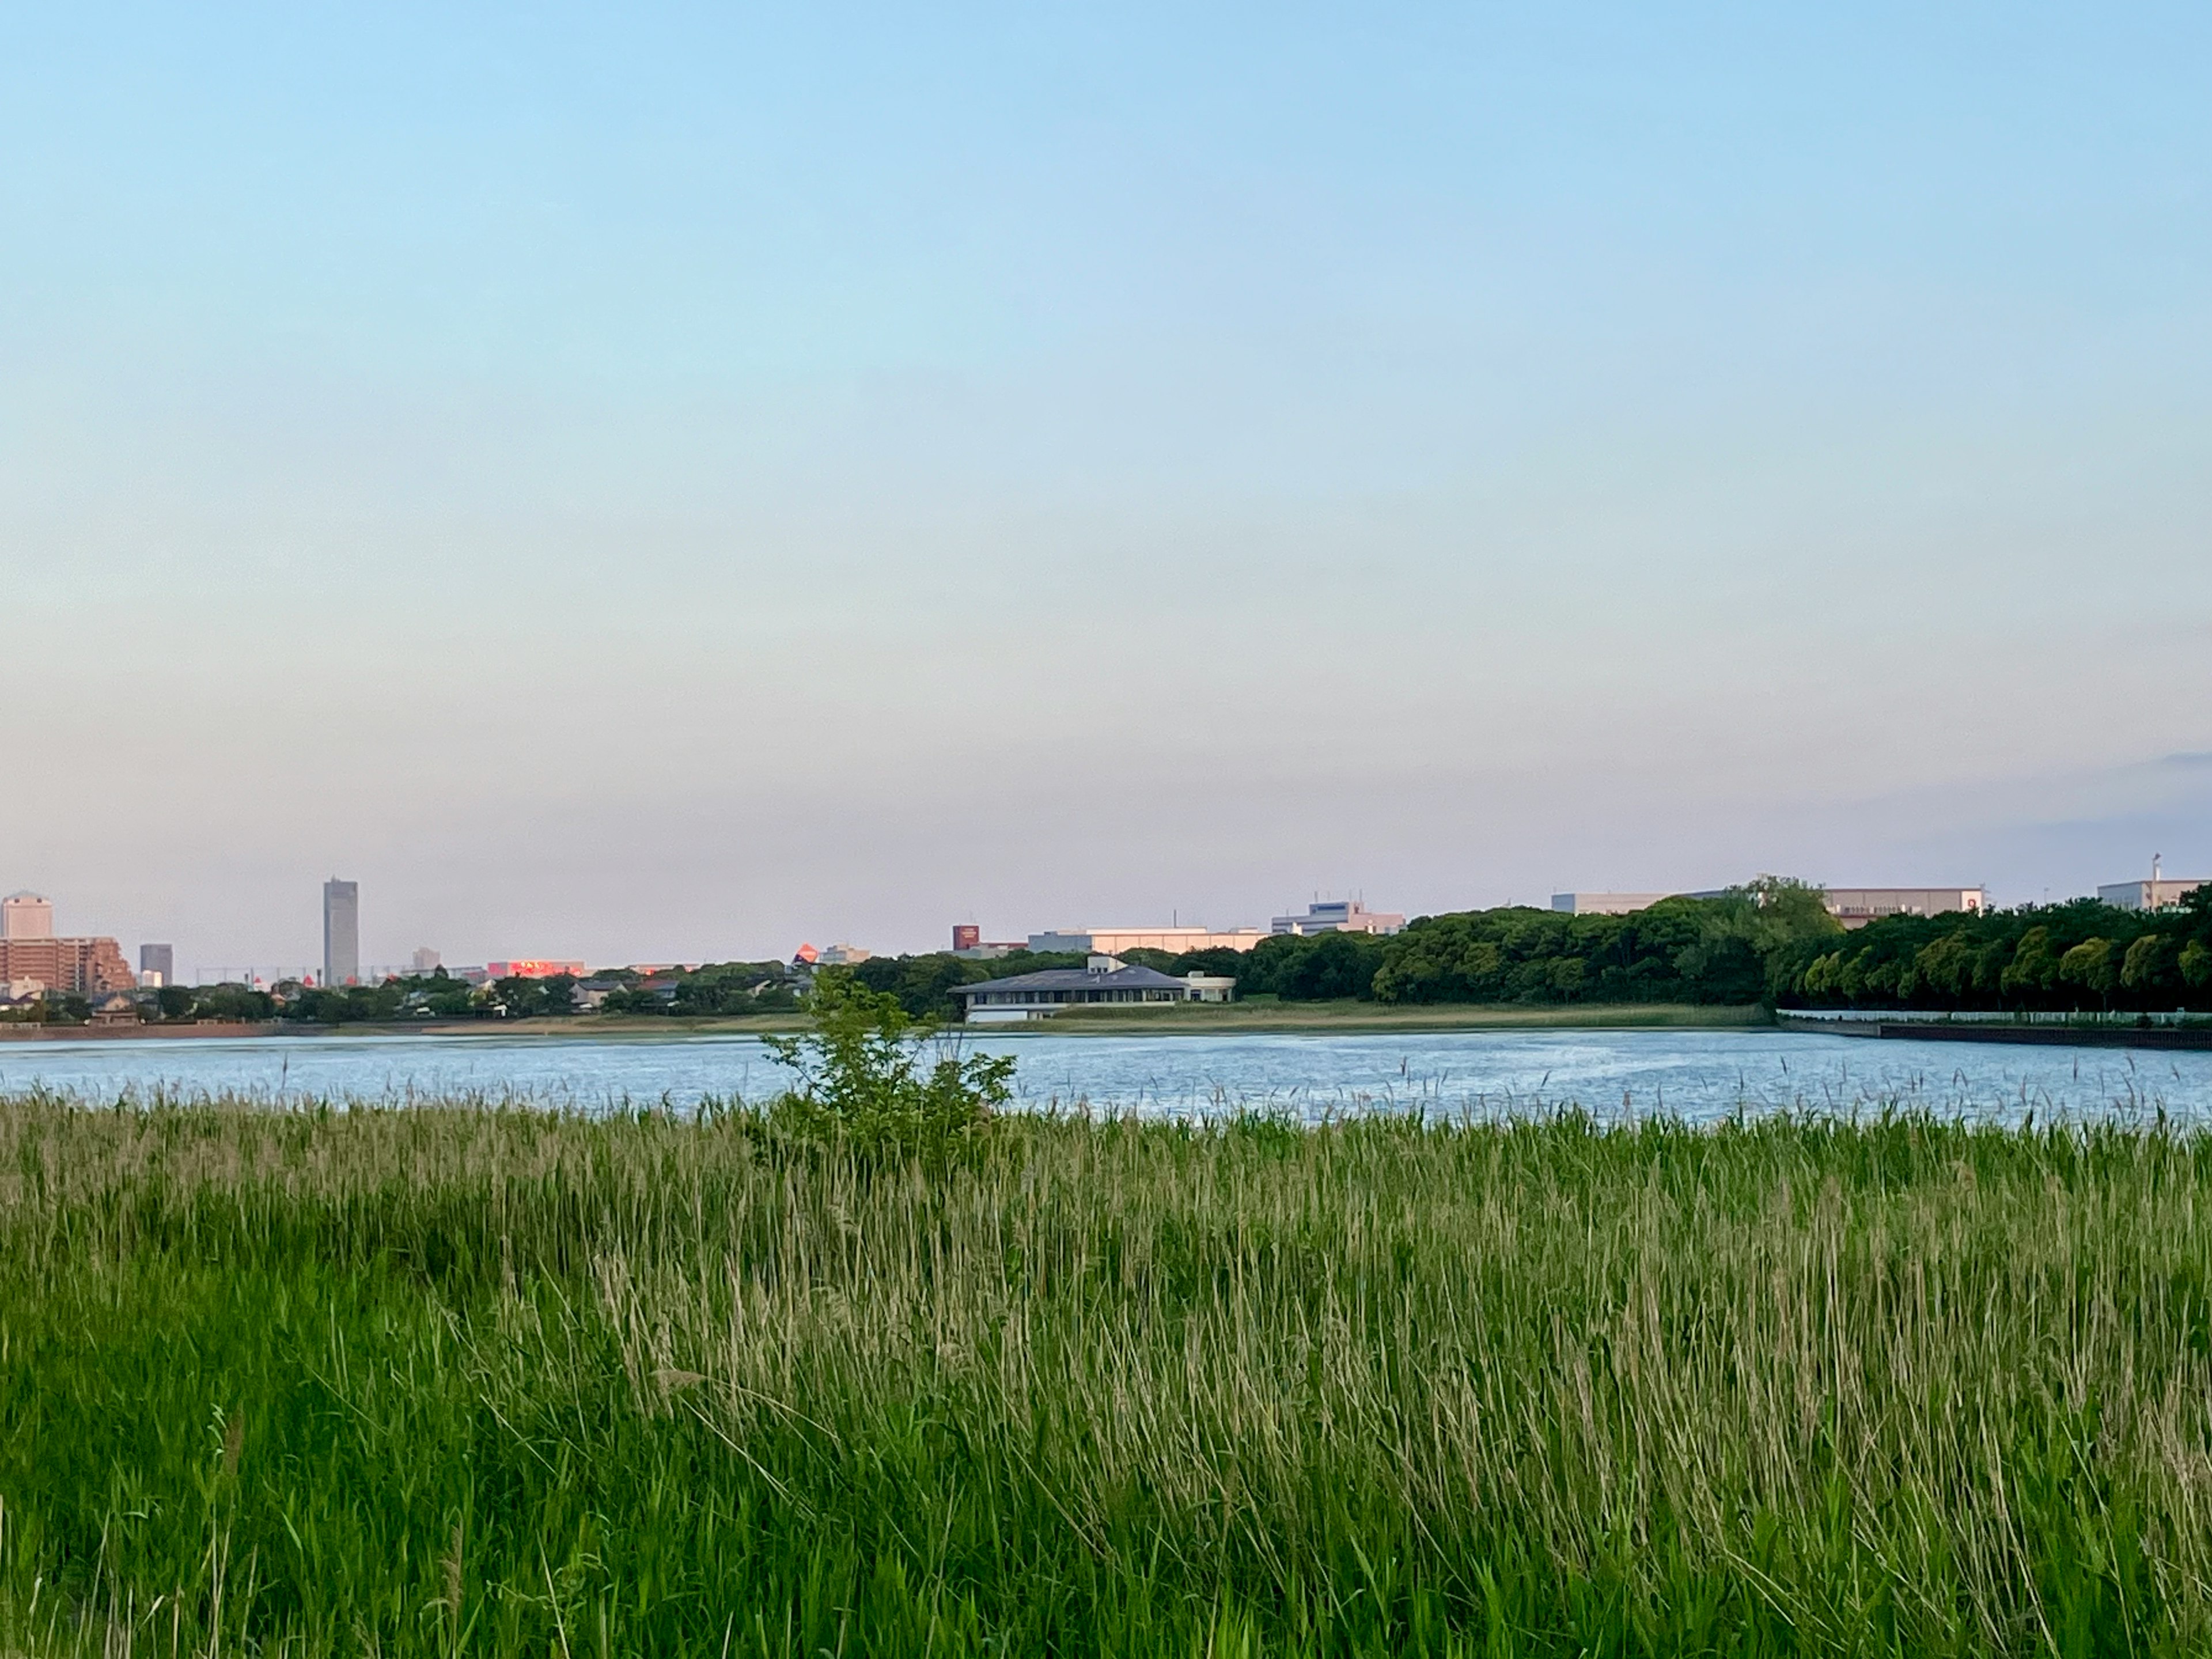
xmin=953 ymin=963 xmax=1191 ymax=998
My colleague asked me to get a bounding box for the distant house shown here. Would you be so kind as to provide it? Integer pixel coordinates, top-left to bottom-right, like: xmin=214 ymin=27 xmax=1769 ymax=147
xmin=952 ymin=955 xmax=1233 ymax=1024
xmin=573 ymin=977 xmax=625 ymax=1012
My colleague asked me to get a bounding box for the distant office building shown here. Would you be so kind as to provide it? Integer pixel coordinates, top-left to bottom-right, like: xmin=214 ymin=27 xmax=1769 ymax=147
xmin=2099 ymin=876 xmax=2207 ymax=912
xmin=1027 ymin=926 xmax=1268 ymax=956
xmin=818 ymin=944 xmax=873 ymax=966
xmin=323 ymin=879 xmax=360 ymax=987
xmin=951 ymin=924 xmax=1024 ymax=960
xmin=0 ymin=936 xmax=136 ymax=995
xmin=1551 ymin=893 xmax=1691 ymax=916
xmin=1270 ymin=900 xmax=1405 ymax=937
xmin=410 ymin=946 xmax=442 ymax=974
xmin=486 ymin=959 xmax=586 ymax=979
xmin=1 ymin=892 xmax=54 ymax=941
xmin=139 ymin=944 xmax=175 ymax=987
xmin=1823 ymin=888 xmax=1985 ymax=929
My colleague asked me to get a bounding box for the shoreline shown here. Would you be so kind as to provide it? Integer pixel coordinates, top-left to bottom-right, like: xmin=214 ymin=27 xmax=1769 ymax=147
xmin=16 ymin=1006 xmax=2207 ymax=1046
xmin=0 ymin=1004 xmax=1773 ymax=1042
xmin=0 ymin=1021 xmax=278 ymax=1043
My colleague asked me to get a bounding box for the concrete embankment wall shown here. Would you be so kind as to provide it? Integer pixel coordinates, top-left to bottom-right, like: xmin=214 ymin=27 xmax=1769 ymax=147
xmin=0 ymin=1022 xmax=278 ymax=1042
xmin=1781 ymin=1013 xmax=2212 ymax=1051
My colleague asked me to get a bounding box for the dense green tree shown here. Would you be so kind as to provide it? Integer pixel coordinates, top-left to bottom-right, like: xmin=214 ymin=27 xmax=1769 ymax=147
xmin=2122 ymin=933 xmax=2175 ymax=991
xmin=191 ymin=984 xmax=277 ymax=1022
xmin=1772 ymin=890 xmax=2212 ymax=1013
xmin=2058 ymin=938 xmax=2118 ymax=1007
xmin=1234 ymin=930 xmax=1390 ymax=1000
xmin=2181 ymin=940 xmax=2212 ymax=990
xmin=1169 ymin=946 xmax=1249 ymax=979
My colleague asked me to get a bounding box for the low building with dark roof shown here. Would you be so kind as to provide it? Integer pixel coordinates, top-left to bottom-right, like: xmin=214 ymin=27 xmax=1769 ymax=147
xmin=952 ymin=955 xmax=1230 ymax=1024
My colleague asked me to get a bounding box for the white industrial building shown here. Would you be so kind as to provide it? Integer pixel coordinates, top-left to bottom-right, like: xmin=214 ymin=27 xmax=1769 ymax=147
xmin=1551 ymin=886 xmax=1985 ymax=929
xmin=1822 ymin=888 xmax=1986 ymax=927
xmin=1269 ymin=900 xmax=1405 ymax=936
xmin=2099 ymin=870 xmax=2206 ymax=911
xmin=1551 ymin=892 xmax=1699 ymax=916
xmin=1025 ymin=926 xmax=1267 ymax=955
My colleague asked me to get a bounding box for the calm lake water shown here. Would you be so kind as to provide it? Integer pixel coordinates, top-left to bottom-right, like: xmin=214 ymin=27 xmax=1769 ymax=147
xmin=5 ymin=1027 xmax=2211 ymax=1124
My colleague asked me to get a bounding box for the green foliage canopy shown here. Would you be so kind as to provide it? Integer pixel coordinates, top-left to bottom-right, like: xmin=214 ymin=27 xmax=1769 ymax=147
xmin=764 ymin=971 xmax=1011 ymax=1161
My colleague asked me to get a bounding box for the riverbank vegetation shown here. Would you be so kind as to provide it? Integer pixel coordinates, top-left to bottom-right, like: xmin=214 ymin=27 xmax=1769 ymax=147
xmin=1772 ymin=891 xmax=2212 ymax=1014
xmin=871 ymin=882 xmax=2212 ymax=1018
xmin=854 ymin=880 xmax=1849 ymax=1017
xmin=92 ymin=883 xmax=2212 ymax=1034
xmin=6 ymin=1091 xmax=2212 ymax=1654
xmin=1046 ymin=998 xmax=1768 ymax=1031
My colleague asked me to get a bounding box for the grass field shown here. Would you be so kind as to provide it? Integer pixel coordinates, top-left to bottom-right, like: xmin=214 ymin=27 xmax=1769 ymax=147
xmin=2 ymin=1094 xmax=2207 ymax=1656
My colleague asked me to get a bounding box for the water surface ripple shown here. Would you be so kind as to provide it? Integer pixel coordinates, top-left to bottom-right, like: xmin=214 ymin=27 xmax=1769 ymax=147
xmin=5 ymin=1027 xmax=2210 ymax=1124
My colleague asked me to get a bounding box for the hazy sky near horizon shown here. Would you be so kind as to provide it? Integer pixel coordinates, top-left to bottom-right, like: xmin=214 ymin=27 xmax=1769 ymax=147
xmin=5 ymin=3 xmax=2210 ymax=972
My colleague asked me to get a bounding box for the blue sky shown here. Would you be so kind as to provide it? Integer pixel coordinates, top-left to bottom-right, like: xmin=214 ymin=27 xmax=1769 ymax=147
xmin=4 ymin=3 xmax=2209 ymax=971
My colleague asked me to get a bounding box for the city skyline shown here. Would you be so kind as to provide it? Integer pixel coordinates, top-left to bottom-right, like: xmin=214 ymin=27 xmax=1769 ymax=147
xmin=5 ymin=5 xmax=2209 ymax=965
xmin=1 ymin=851 xmax=2204 ymax=987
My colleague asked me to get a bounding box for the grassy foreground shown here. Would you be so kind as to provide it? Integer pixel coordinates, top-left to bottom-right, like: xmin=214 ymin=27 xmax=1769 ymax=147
xmin=2 ymin=1098 xmax=2209 ymax=1656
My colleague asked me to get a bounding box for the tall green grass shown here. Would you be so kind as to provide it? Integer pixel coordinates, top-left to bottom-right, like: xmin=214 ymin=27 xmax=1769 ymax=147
xmin=2 ymin=1093 xmax=2210 ymax=1655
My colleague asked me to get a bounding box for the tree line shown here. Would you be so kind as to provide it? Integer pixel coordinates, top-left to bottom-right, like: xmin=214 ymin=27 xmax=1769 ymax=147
xmin=1773 ymin=891 xmax=2212 ymax=1013
xmin=828 ymin=882 xmax=1841 ymax=1016
xmin=847 ymin=879 xmax=2212 ymax=1017
xmin=60 ymin=880 xmax=2210 ymax=1028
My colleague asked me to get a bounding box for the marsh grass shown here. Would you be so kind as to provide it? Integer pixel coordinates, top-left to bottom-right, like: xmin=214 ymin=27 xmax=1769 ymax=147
xmin=1 ymin=1093 xmax=2209 ymax=1654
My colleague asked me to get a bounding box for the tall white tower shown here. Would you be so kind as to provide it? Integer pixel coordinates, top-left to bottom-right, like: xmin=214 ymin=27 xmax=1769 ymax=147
xmin=322 ymin=880 xmax=360 ymax=987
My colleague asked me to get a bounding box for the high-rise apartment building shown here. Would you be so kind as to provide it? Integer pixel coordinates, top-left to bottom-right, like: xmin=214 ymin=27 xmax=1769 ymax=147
xmin=0 ymin=893 xmax=132 ymax=994
xmin=2 ymin=892 xmax=54 ymax=940
xmin=0 ymin=937 xmax=135 ymax=994
xmin=139 ymin=943 xmax=175 ymax=986
xmin=323 ymin=880 xmax=360 ymax=987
